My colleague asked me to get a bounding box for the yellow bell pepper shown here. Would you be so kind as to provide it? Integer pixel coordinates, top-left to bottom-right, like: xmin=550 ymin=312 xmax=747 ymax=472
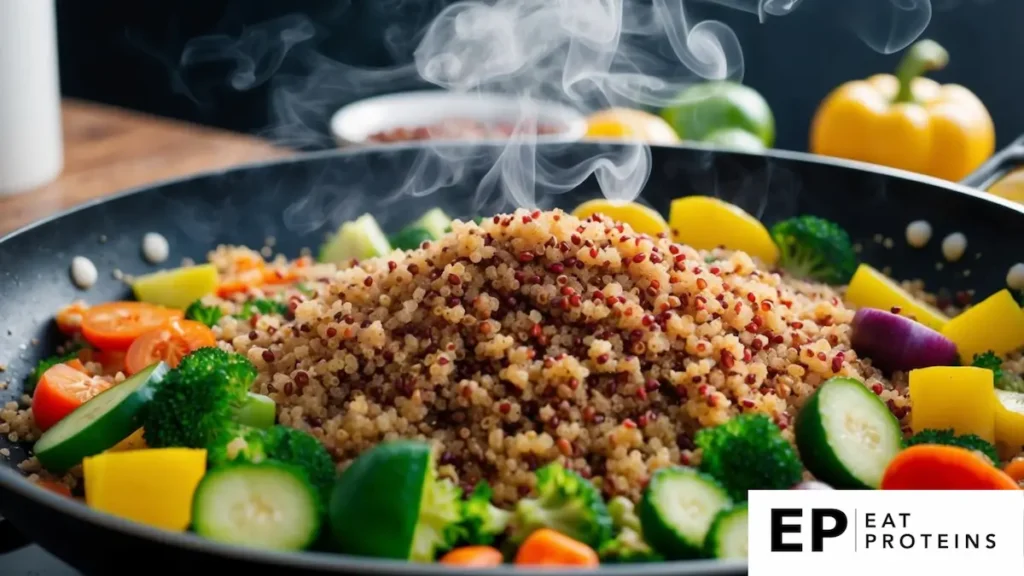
xmin=810 ymin=40 xmax=994 ymax=182
xmin=106 ymin=428 xmax=148 ymax=452
xmin=571 ymin=199 xmax=671 ymax=237
xmin=667 ymin=196 xmax=779 ymax=265
xmin=844 ymin=263 xmax=948 ymax=331
xmin=940 ymin=289 xmax=1024 ymax=363
xmin=84 ymin=448 xmax=206 ymax=531
xmin=584 ymin=108 xmax=681 ymax=145
xmin=909 ymin=366 xmax=995 ymax=442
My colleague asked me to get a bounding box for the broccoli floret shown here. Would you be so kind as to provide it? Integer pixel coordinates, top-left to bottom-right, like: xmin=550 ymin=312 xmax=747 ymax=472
xmin=26 ymin=344 xmax=85 ymax=393
xmin=184 ymin=300 xmax=223 ymax=327
xmin=509 ymin=462 xmax=613 ymax=549
xmin=412 ymin=474 xmax=465 ymax=562
xmin=906 ymin=429 xmax=1000 ymax=465
xmin=598 ymin=527 xmax=663 ymax=563
xmin=458 ymin=482 xmax=512 ymax=546
xmin=142 ymin=348 xmax=257 ymax=449
xmin=207 ymin=424 xmax=268 ymax=468
xmin=972 ymin=351 xmax=1024 ymax=393
xmin=205 ymin=423 xmax=336 ymax=495
xmin=695 ymin=413 xmax=803 ymax=502
xmin=234 ymin=298 xmax=288 ymax=320
xmin=769 ymin=215 xmax=858 ymax=285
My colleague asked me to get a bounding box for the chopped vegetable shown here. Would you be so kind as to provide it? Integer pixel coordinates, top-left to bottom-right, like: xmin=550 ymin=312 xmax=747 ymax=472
xmin=994 ymin=389 xmax=1024 ymax=456
xmin=769 ymin=215 xmax=857 ymax=284
xmin=880 ymin=445 xmax=1018 ymax=490
xmin=389 ymin=226 xmax=434 ymax=251
xmin=328 ymin=440 xmax=463 ymax=562
xmin=36 ymin=479 xmax=72 ymax=498
xmin=131 ymin=264 xmax=219 ymax=310
xmin=412 ymin=208 xmax=453 ymax=240
xmin=192 ymin=460 xmax=322 ymax=551
xmin=850 ymin=308 xmax=957 ymax=372
xmin=32 ymin=363 xmax=114 ymax=432
xmin=599 ymin=497 xmax=662 ymax=563
xmin=704 ymin=504 xmax=748 ymax=559
xmin=34 ymin=362 xmax=169 ymax=472
xmin=234 ymin=298 xmax=288 ymax=321
xmin=844 ymin=264 xmax=949 ymax=331
xmin=77 ymin=347 xmax=126 ymax=377
xmin=695 ymin=413 xmax=803 ymax=501
xmin=795 ymin=376 xmax=903 ymax=489
xmin=571 ymin=199 xmax=671 ymax=237
xmin=233 ymin=393 xmax=276 ymax=429
xmin=1003 ymin=459 xmax=1024 ymax=484
xmin=508 ymin=462 xmax=613 ymax=550
xmin=940 ymin=289 xmax=1024 ymax=363
xmin=458 ymin=481 xmax=511 ymax=546
xmin=318 ymin=213 xmax=392 ymax=264
xmin=908 ymin=366 xmax=996 ymax=442
xmin=638 ymin=466 xmax=733 ymax=560
xmin=184 ymin=300 xmax=223 ymax=327
xmin=81 ymin=302 xmax=183 ymax=351
xmin=83 ymin=448 xmax=207 ymax=531
xmin=124 ymin=320 xmax=216 ymax=375
xmin=667 ymin=196 xmax=779 ymax=265
xmin=906 ymin=429 xmax=999 ymax=465
xmin=26 ymin=345 xmax=84 ymax=393
xmin=55 ymin=301 xmax=89 ymax=335
xmin=107 ymin=427 xmax=148 ymax=452
xmin=972 ymin=351 xmax=1024 ymax=392
xmin=514 ymin=528 xmax=600 ymax=567
xmin=439 ymin=546 xmax=504 ymax=567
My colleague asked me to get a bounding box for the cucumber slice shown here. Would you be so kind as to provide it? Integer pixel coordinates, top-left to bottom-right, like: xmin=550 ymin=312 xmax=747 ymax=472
xmin=328 ymin=440 xmax=462 ymax=561
xmin=388 ymin=226 xmax=434 ymax=251
xmin=34 ymin=362 xmax=169 ymax=473
xmin=704 ymin=504 xmax=748 ymax=559
xmin=192 ymin=460 xmax=321 ymax=551
xmin=414 ymin=208 xmax=452 ymax=240
xmin=234 ymin=393 xmax=276 ymax=429
xmin=638 ymin=466 xmax=732 ymax=560
xmin=795 ymin=376 xmax=903 ymax=489
xmin=318 ymin=214 xmax=392 ymax=264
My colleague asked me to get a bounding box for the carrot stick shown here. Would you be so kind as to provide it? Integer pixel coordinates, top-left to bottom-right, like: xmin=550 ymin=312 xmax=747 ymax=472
xmin=439 ymin=546 xmax=504 ymax=567
xmin=514 ymin=528 xmax=599 ymax=567
xmin=881 ymin=445 xmax=1020 ymax=490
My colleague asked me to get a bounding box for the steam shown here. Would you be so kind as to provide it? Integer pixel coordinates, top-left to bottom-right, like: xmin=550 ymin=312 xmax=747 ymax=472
xmin=168 ymin=0 xmax=936 ymax=231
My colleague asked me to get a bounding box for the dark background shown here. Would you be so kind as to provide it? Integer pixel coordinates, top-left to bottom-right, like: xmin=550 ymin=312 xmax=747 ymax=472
xmin=54 ymin=0 xmax=1020 ymax=152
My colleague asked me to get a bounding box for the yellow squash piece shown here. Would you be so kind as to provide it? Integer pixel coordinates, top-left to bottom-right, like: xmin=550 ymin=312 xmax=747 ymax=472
xmin=84 ymin=448 xmax=206 ymax=531
xmin=844 ymin=263 xmax=949 ymax=331
xmin=994 ymin=389 xmax=1024 ymax=457
xmin=667 ymin=196 xmax=778 ymax=265
xmin=132 ymin=264 xmax=219 ymax=310
xmin=571 ymin=199 xmax=671 ymax=237
xmin=940 ymin=289 xmax=1024 ymax=363
xmin=909 ymin=366 xmax=995 ymax=443
xmin=106 ymin=428 xmax=148 ymax=452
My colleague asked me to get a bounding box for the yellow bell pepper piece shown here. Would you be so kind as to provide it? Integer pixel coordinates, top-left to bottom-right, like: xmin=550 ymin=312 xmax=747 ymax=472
xmin=106 ymin=428 xmax=148 ymax=452
xmin=584 ymin=108 xmax=681 ymax=145
xmin=810 ymin=40 xmax=994 ymax=183
xmin=84 ymin=448 xmax=206 ymax=532
xmin=909 ymin=366 xmax=995 ymax=443
xmin=667 ymin=196 xmax=778 ymax=265
xmin=994 ymin=389 xmax=1024 ymax=457
xmin=941 ymin=289 xmax=1024 ymax=363
xmin=844 ymin=263 xmax=948 ymax=331
xmin=571 ymin=199 xmax=671 ymax=237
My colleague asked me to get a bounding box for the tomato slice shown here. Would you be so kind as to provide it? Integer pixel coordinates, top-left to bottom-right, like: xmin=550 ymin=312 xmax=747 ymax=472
xmin=78 ymin=348 xmax=128 ymax=376
xmin=124 ymin=319 xmax=217 ymax=375
xmin=81 ymin=302 xmax=183 ymax=351
xmin=32 ymin=363 xmax=113 ymax=431
xmin=56 ymin=301 xmax=89 ymax=335
xmin=36 ymin=479 xmax=73 ymax=498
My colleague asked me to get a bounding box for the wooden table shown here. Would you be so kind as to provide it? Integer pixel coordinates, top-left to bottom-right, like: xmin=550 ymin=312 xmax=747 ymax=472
xmin=0 ymin=99 xmax=294 ymax=235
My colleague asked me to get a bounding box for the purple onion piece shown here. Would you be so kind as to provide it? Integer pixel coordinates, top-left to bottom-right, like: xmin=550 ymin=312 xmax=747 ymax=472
xmin=850 ymin=307 xmax=958 ymax=373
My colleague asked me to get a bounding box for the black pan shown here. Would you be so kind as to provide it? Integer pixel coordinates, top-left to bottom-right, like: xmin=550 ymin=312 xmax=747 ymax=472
xmin=1 ymin=141 xmax=1022 ymax=575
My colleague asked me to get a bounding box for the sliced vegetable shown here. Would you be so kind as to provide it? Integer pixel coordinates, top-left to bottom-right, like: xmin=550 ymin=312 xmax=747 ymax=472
xmin=909 ymin=366 xmax=996 ymax=442
xmin=571 ymin=199 xmax=671 ymax=238
xmin=880 ymin=445 xmax=1018 ymax=490
xmin=107 ymin=427 xmax=148 ymax=452
xmin=704 ymin=504 xmax=748 ymax=559
xmin=850 ymin=307 xmax=957 ymax=372
xmin=77 ymin=347 xmax=127 ymax=376
xmin=667 ymin=196 xmax=779 ymax=265
xmin=514 ymin=528 xmax=600 ymax=567
xmin=36 ymin=479 xmax=72 ymax=498
xmin=328 ymin=440 xmax=463 ymax=562
xmin=795 ymin=376 xmax=903 ymax=489
xmin=844 ymin=264 xmax=949 ymax=332
xmin=1003 ymin=459 xmax=1024 ymax=484
xmin=192 ymin=460 xmax=321 ymax=551
xmin=81 ymin=302 xmax=184 ymax=351
xmin=905 ymin=429 xmax=1000 ymax=466
xmin=994 ymin=389 xmax=1024 ymax=455
xmin=940 ymin=289 xmax=1024 ymax=363
xmin=769 ymin=215 xmax=858 ymax=284
xmin=55 ymin=301 xmax=89 ymax=335
xmin=235 ymin=393 xmax=277 ymax=429
xmin=26 ymin=346 xmax=85 ymax=393
xmin=695 ymin=413 xmax=803 ymax=501
xmin=638 ymin=466 xmax=733 ymax=560
xmin=83 ymin=448 xmax=208 ymax=531
xmin=413 ymin=208 xmax=453 ymax=240
xmin=439 ymin=546 xmax=504 ymax=567
xmin=32 ymin=363 xmax=114 ymax=432
xmin=34 ymin=362 xmax=169 ymax=472
xmin=131 ymin=264 xmax=219 ymax=310
xmin=389 ymin=226 xmax=434 ymax=251
xmin=124 ymin=320 xmax=217 ymax=375
xmin=318 ymin=213 xmax=392 ymax=264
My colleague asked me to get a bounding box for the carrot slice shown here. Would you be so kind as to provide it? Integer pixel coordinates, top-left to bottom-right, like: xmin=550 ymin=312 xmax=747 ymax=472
xmin=881 ymin=445 xmax=1020 ymax=490
xmin=440 ymin=546 xmax=504 ymax=567
xmin=32 ymin=363 xmax=113 ymax=431
xmin=514 ymin=528 xmax=599 ymax=567
xmin=81 ymin=302 xmax=183 ymax=351
xmin=125 ymin=319 xmax=216 ymax=375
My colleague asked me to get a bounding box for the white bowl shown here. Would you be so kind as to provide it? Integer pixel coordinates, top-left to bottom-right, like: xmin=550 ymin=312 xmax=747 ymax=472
xmin=329 ymin=90 xmax=588 ymax=147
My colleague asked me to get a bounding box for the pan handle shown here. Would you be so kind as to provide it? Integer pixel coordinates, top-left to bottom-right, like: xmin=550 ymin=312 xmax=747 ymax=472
xmin=960 ymin=134 xmax=1024 ymax=189
xmin=0 ymin=515 xmax=31 ymax=554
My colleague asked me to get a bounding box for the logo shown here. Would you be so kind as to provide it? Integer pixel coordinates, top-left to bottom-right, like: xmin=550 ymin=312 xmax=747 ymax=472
xmin=748 ymin=490 xmax=1024 ymax=576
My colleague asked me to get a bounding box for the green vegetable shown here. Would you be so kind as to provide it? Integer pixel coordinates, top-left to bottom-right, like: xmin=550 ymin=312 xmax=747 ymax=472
xmin=27 ymin=344 xmax=85 ymax=393
xmin=234 ymin=392 xmax=276 ymax=429
xmin=795 ymin=376 xmax=903 ymax=489
xmin=638 ymin=466 xmax=732 ymax=560
xmin=704 ymin=504 xmax=749 ymax=559
xmin=660 ymin=81 xmax=775 ymax=147
xmin=33 ymin=362 xmax=169 ymax=473
xmin=328 ymin=440 xmax=463 ymax=562
xmin=972 ymin=351 xmax=1024 ymax=393
xmin=318 ymin=213 xmax=392 ymax=264
xmin=234 ymin=298 xmax=288 ymax=320
xmin=599 ymin=496 xmax=662 ymax=563
xmin=769 ymin=215 xmax=858 ymax=285
xmin=207 ymin=424 xmax=335 ymax=497
xmin=607 ymin=496 xmax=640 ymax=532
xmin=389 ymin=226 xmax=435 ymax=251
xmin=141 ymin=348 xmax=258 ymax=450
xmin=414 ymin=208 xmax=453 ymax=240
xmin=696 ymin=413 xmax=803 ymax=501
xmin=192 ymin=460 xmax=322 ymax=551
xmin=508 ymin=462 xmax=613 ymax=550
xmin=905 ymin=429 xmax=1000 ymax=465
xmin=295 ymin=283 xmax=314 ymax=296
xmin=184 ymin=300 xmax=223 ymax=328
xmin=702 ymin=128 xmax=766 ymax=153
xmin=458 ymin=482 xmax=512 ymax=546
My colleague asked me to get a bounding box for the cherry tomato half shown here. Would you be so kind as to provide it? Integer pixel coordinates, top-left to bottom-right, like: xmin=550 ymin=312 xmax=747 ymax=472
xmin=32 ymin=363 xmax=112 ymax=431
xmin=81 ymin=302 xmax=183 ymax=351
xmin=124 ymin=319 xmax=217 ymax=375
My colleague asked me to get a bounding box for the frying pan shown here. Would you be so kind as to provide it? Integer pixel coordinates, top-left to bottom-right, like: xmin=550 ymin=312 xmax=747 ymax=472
xmin=1 ymin=141 xmax=1022 ymax=575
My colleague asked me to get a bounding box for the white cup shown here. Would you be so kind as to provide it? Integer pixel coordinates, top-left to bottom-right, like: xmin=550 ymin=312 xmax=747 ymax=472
xmin=0 ymin=0 xmax=64 ymax=195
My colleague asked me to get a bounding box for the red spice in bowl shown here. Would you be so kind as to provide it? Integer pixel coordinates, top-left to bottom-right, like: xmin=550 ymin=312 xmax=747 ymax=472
xmin=367 ymin=118 xmax=564 ymax=143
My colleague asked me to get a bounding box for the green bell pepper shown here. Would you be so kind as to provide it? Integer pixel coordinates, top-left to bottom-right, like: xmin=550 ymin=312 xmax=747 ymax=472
xmin=660 ymin=82 xmax=775 ymax=151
